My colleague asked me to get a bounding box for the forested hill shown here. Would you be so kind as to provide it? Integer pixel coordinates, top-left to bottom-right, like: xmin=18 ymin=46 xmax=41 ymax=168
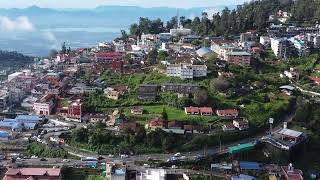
xmin=0 ymin=50 xmax=33 ymax=71
xmin=129 ymin=0 xmax=320 ymax=37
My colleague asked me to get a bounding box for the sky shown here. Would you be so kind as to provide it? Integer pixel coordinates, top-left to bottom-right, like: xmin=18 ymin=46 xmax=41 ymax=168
xmin=0 ymin=0 xmax=249 ymax=9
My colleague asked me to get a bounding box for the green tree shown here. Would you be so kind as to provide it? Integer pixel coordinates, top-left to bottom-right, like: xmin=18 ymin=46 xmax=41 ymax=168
xmin=157 ymin=50 xmax=168 ymax=62
xmin=147 ymin=49 xmax=158 ymax=64
xmin=210 ymin=77 xmax=230 ymax=92
xmin=162 ymin=107 xmax=168 ymax=120
xmin=193 ymin=89 xmax=208 ymax=106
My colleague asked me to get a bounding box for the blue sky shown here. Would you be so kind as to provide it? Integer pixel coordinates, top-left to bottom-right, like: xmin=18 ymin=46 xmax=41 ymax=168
xmin=0 ymin=0 xmax=249 ymax=9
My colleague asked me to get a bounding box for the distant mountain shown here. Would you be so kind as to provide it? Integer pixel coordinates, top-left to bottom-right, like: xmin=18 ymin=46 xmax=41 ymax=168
xmin=0 ymin=50 xmax=33 ymax=71
xmin=0 ymin=5 xmax=238 ymax=56
xmin=0 ymin=5 xmax=236 ymax=29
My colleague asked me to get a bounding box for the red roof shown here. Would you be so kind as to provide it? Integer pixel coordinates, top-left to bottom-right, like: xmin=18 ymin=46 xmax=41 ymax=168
xmin=185 ymin=107 xmax=199 ymax=113
xmin=217 ymin=109 xmax=238 ymax=116
xmin=149 ymin=118 xmax=166 ymax=127
xmin=199 ymin=107 xmax=213 ymax=114
xmin=309 ymin=76 xmax=320 ymax=84
xmin=281 ymin=166 xmax=303 ymax=180
xmin=96 ymin=52 xmax=123 ymax=59
xmin=5 ymin=168 xmax=61 ymax=176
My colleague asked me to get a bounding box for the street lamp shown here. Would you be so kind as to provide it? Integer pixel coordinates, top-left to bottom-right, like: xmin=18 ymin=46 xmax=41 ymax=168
xmin=269 ymin=118 xmax=274 ymax=136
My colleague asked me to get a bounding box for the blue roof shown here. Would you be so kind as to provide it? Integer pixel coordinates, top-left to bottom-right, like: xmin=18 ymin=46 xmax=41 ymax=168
xmin=196 ymin=47 xmax=212 ymax=56
xmin=0 ymin=121 xmax=19 ymax=128
xmin=231 ymin=174 xmax=254 ymax=180
xmin=240 ymin=161 xmax=261 ymax=170
xmin=0 ymin=131 xmax=10 ymax=138
xmin=115 ymin=168 xmax=126 ymax=175
xmin=24 ymin=123 xmax=37 ymax=129
xmin=15 ymin=115 xmax=42 ymax=122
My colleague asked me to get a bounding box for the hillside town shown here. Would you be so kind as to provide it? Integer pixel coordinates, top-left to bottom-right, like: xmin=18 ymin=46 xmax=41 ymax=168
xmin=0 ymin=2 xmax=319 ymax=180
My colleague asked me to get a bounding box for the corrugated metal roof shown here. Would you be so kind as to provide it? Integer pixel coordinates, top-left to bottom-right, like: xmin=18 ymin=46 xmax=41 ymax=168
xmin=15 ymin=115 xmax=42 ymax=122
xmin=0 ymin=131 xmax=10 ymax=138
xmin=228 ymin=143 xmax=255 ymax=154
xmin=240 ymin=161 xmax=261 ymax=170
xmin=278 ymin=128 xmax=303 ymax=138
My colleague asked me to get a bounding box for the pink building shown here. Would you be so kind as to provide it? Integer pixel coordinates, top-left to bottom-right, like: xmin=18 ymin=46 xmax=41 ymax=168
xmin=33 ymin=94 xmax=56 ymax=115
xmin=3 ymin=168 xmax=62 ymax=180
xmin=225 ymin=51 xmax=251 ymax=66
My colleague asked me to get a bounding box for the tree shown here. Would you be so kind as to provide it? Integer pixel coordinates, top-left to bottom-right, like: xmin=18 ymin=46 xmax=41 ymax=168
xmin=157 ymin=50 xmax=168 ymax=62
xmin=48 ymin=49 xmax=58 ymax=58
xmin=61 ymin=42 xmax=67 ymax=54
xmin=120 ymin=30 xmax=128 ymax=40
xmin=147 ymin=49 xmax=158 ymax=64
xmin=210 ymin=77 xmax=230 ymax=92
xmin=130 ymin=23 xmax=140 ymax=37
xmin=162 ymin=107 xmax=168 ymax=120
xmin=191 ymin=40 xmax=202 ymax=46
xmin=193 ymin=89 xmax=208 ymax=106
xmin=203 ymin=39 xmax=210 ymax=48
xmin=72 ymin=128 xmax=89 ymax=143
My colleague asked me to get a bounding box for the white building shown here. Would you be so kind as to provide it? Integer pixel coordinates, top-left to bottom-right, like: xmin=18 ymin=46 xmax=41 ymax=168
xmin=271 ymin=38 xmax=290 ymax=58
xmin=8 ymin=72 xmax=23 ymax=82
xmin=170 ymin=27 xmax=192 ymax=37
xmin=307 ymin=33 xmax=320 ymax=48
xmin=260 ymin=36 xmax=271 ymax=46
xmin=138 ymin=169 xmax=166 ymax=180
xmin=166 ymin=63 xmax=207 ymax=79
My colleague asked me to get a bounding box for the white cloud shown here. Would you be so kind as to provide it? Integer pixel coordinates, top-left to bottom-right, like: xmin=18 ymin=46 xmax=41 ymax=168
xmin=0 ymin=16 xmax=34 ymax=32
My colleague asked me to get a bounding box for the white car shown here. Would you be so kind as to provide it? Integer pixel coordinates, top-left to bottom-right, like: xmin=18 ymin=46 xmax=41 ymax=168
xmin=31 ymin=155 xmax=38 ymax=159
xmin=120 ymin=154 xmax=129 ymax=158
xmin=171 ymin=165 xmax=178 ymax=169
xmin=174 ymin=152 xmax=181 ymax=157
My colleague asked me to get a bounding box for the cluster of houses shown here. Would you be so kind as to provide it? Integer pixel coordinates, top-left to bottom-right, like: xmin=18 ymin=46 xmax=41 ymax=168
xmin=263 ymin=23 xmax=320 ymax=59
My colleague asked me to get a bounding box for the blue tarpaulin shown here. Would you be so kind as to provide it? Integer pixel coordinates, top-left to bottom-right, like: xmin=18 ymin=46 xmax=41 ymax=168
xmin=240 ymin=161 xmax=261 ymax=170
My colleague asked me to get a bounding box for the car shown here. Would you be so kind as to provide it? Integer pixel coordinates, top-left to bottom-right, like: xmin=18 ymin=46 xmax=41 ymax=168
xmin=174 ymin=152 xmax=181 ymax=157
xmin=143 ymin=164 xmax=150 ymax=167
xmin=108 ymin=154 xmax=114 ymax=158
xmin=120 ymin=154 xmax=129 ymax=158
xmin=63 ymin=159 xmax=70 ymax=162
xmin=40 ymin=158 xmax=47 ymax=161
xmin=180 ymin=156 xmax=186 ymax=160
xmin=171 ymin=165 xmax=178 ymax=169
xmin=31 ymin=155 xmax=38 ymax=159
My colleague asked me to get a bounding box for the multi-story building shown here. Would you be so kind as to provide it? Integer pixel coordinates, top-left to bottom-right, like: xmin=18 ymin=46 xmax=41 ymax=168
xmin=260 ymin=36 xmax=271 ymax=46
xmin=0 ymin=90 xmax=10 ymax=111
xmin=33 ymin=94 xmax=56 ymax=115
xmin=307 ymin=33 xmax=320 ymax=48
xmin=289 ymin=36 xmax=310 ymax=57
xmin=240 ymin=31 xmax=256 ymax=43
xmin=166 ymin=63 xmax=207 ymax=79
xmin=225 ymin=51 xmax=251 ymax=66
xmin=67 ymin=99 xmax=83 ymax=122
xmin=271 ymin=38 xmax=293 ymax=59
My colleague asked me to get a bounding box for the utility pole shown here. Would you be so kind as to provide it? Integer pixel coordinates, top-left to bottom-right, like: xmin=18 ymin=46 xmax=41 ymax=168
xmin=269 ymin=118 xmax=274 ymax=136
